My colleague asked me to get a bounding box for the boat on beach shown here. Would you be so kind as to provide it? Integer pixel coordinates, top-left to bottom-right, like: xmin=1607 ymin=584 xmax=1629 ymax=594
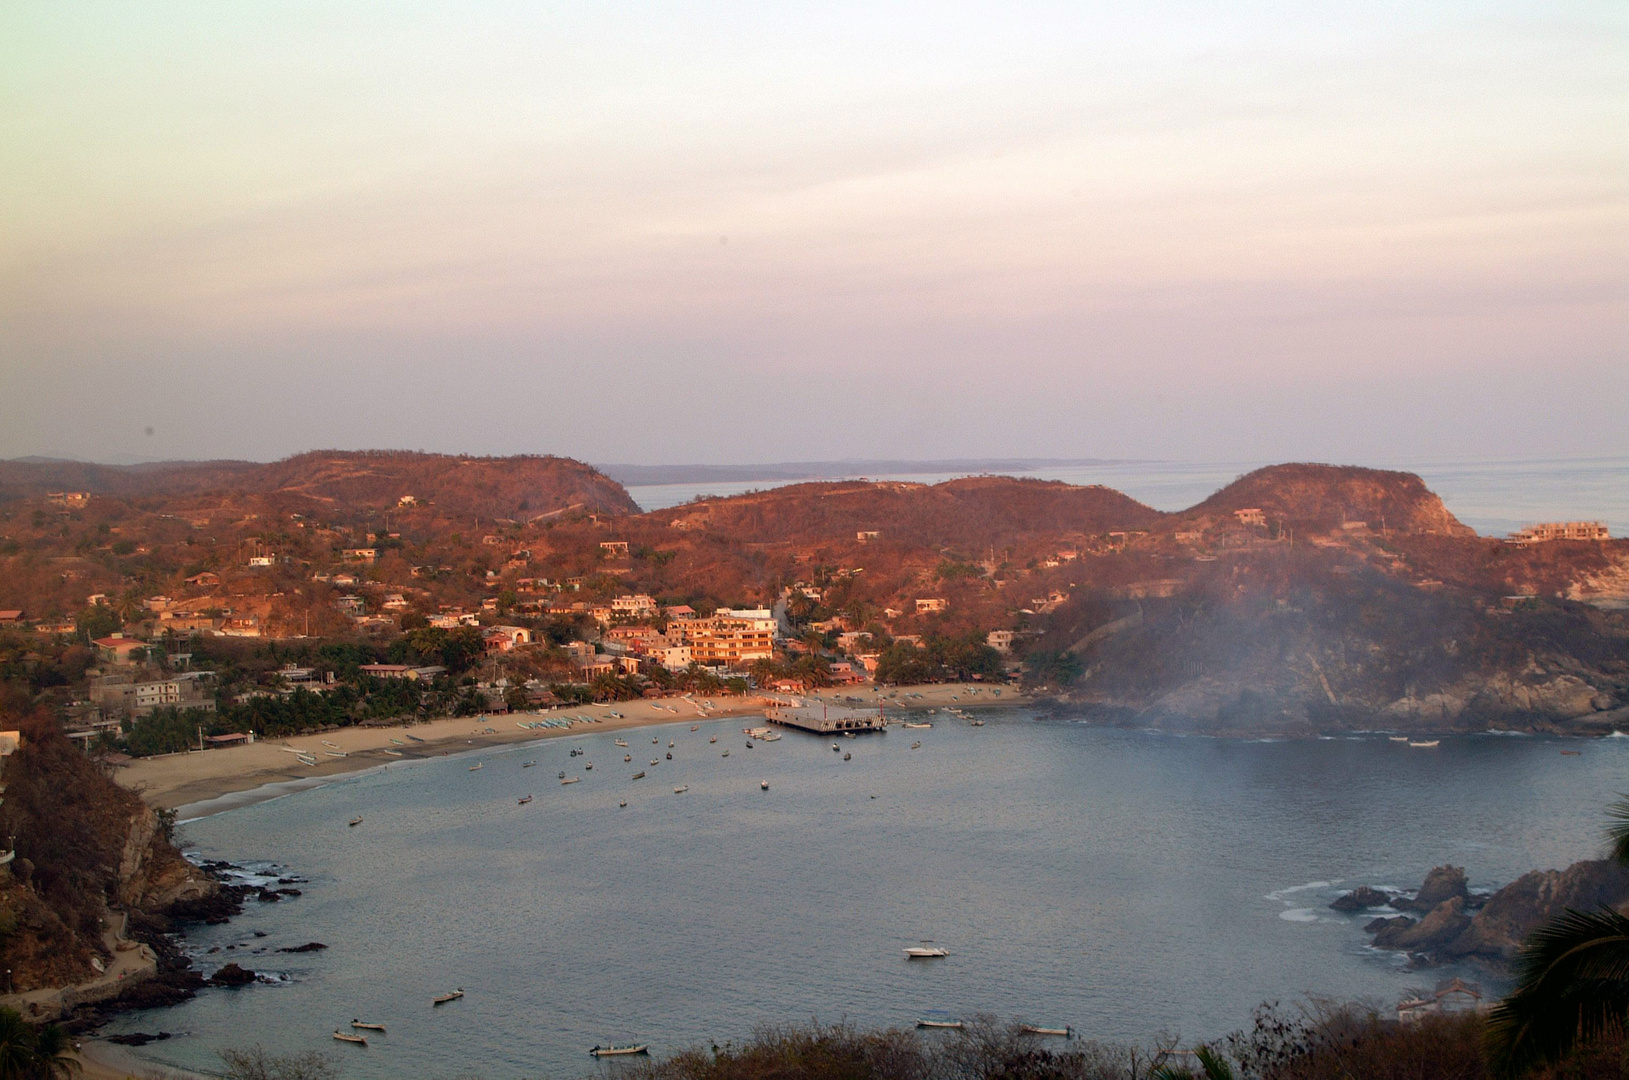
xmin=916 ymin=1018 xmax=963 ymax=1029
xmin=382 ymin=748 xmax=403 ymax=757
xmin=433 ymin=989 xmax=464 ymax=1005
xmin=590 ymin=1043 xmax=650 ymax=1057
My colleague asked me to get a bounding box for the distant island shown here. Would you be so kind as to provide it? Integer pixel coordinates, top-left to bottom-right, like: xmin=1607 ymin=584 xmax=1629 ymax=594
xmin=592 ymin=457 xmax=1151 ymax=487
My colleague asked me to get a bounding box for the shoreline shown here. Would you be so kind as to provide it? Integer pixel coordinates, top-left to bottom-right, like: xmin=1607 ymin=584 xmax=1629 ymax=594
xmin=115 ymin=684 xmax=1025 ymax=815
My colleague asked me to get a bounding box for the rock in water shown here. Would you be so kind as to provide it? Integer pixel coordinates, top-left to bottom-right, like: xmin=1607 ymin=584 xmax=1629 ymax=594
xmin=209 ymin=963 xmax=256 ymax=986
xmin=1330 ymin=886 xmax=1394 ymax=911
xmin=277 ymin=942 xmax=327 ymax=953
xmin=1370 ymin=897 xmax=1471 ymax=951
xmin=1441 ymin=859 xmax=1629 ymax=963
xmin=1394 ymin=865 xmax=1469 ymax=912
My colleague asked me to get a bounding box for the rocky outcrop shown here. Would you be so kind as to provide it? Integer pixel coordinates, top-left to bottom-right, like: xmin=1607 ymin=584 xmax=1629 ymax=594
xmin=116 ymin=806 xmax=215 ymax=910
xmin=208 ymin=963 xmax=256 ymax=987
xmin=1361 ymin=859 xmax=1629 ymax=968
xmin=1330 ymin=886 xmax=1394 ymax=912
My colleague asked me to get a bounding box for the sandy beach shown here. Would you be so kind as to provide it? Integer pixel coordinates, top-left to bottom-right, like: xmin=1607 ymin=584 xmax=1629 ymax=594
xmin=114 ymin=683 xmax=1025 ymax=813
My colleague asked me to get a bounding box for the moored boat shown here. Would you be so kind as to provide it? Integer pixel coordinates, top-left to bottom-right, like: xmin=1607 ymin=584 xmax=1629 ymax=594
xmin=615 ymin=739 xmax=628 ymax=747
xmin=1409 ymin=740 xmax=1440 ymax=748
xmin=469 ymin=763 xmax=483 ymax=771
xmin=673 ymin=785 xmax=688 ymax=794
xmin=432 ymin=988 xmax=464 ymax=1005
xmin=905 ymin=943 xmax=949 ymax=958
xmin=333 ymin=1031 xmax=368 ymax=1045
xmin=561 ymin=776 xmax=580 ymax=785
xmin=382 ymin=749 xmax=403 ymax=756
xmin=351 ymin=1020 xmax=386 ymax=1032
xmin=632 ymin=771 xmax=646 ymax=779
xmin=1020 ymin=1025 xmax=1072 ymax=1038
xmin=761 ymin=781 xmax=769 ymax=790
xmin=590 ymin=1043 xmax=650 ymax=1057
xmin=916 ymin=1019 xmax=963 ymax=1029
xmin=348 ymin=817 xmax=363 ymax=827
xmin=1388 ymin=736 xmax=1410 ymax=742
xmin=518 ymin=795 xmax=533 ymax=805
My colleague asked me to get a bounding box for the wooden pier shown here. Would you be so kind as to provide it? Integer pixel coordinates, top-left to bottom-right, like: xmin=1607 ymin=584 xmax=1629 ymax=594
xmin=765 ymin=700 xmax=886 ymax=734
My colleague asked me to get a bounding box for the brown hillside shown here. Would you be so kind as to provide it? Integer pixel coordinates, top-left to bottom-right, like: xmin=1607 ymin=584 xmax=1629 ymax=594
xmin=0 ymin=451 xmax=639 ymax=521
xmin=1182 ymin=463 xmax=1474 ymax=536
xmin=654 ymin=476 xmax=1163 ymax=548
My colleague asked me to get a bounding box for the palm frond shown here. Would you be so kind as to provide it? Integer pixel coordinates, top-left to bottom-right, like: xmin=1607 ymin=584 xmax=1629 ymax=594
xmin=1604 ymin=795 xmax=1629 ymax=865
xmin=1485 ymin=905 xmax=1629 ymax=1077
xmin=1193 ymin=1045 xmax=1236 ymax=1080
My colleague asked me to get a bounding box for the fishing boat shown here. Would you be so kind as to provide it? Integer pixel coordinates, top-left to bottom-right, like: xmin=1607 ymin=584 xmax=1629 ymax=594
xmin=746 ymin=740 xmax=753 ymax=748
xmin=1388 ymin=736 xmax=1410 ymax=743
xmin=903 ymin=721 xmax=932 ymax=729
xmin=843 ymin=752 xmax=851 ymax=760
xmin=297 ymin=754 xmax=318 ymax=766
xmin=1021 ymin=1025 xmax=1073 ymax=1038
xmin=673 ymin=786 xmax=688 ymax=794
xmin=351 ymin=1020 xmax=386 ymax=1032
xmin=708 ymin=735 xmax=717 ymax=743
xmin=406 ymin=734 xmax=425 ymax=742
xmin=624 ymin=754 xmax=632 ymax=762
xmin=585 ymin=762 xmax=593 ymax=770
xmin=333 ymin=1031 xmax=368 ymax=1045
xmin=832 ymin=743 xmax=841 ymax=752
xmin=691 ymin=725 xmax=699 ymax=731
xmin=561 ymin=776 xmax=580 ymax=785
xmin=523 ymin=760 xmax=537 ymax=768
xmin=905 ymin=943 xmax=949 ymax=958
xmin=325 ymin=751 xmax=348 ymax=758
xmin=653 ymin=738 xmax=660 ymax=744
xmin=390 ymin=738 xmax=406 ymax=745
xmin=651 ymin=759 xmax=659 ymax=766
xmin=669 ymin=741 xmax=675 ymax=748
xmin=322 ymin=740 xmax=340 ymax=749
xmin=433 ymin=989 xmax=464 ymax=1005
xmin=1409 ymin=740 xmax=1440 ymax=748
xmin=632 ymin=771 xmax=646 ymax=779
xmin=589 ymin=1044 xmax=650 ymax=1057
xmin=721 ymin=750 xmax=729 ymax=757
xmin=615 ymin=740 xmax=628 ymax=747
xmin=469 ymin=763 xmax=483 ymax=771
xmin=518 ymin=795 xmax=533 ymax=805
xmin=761 ymin=781 xmax=769 ymax=790
xmin=382 ymin=749 xmax=403 ymax=757
xmin=916 ymin=1019 xmax=963 ymax=1029
xmin=348 ymin=817 xmax=363 ymax=827
xmin=911 ymin=741 xmax=921 ymax=749
xmin=619 ymin=800 xmax=628 ymax=807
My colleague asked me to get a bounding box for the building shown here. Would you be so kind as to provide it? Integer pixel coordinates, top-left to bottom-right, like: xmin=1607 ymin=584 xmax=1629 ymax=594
xmin=185 ymin=571 xmax=221 ymax=586
xmin=856 ymin=530 xmax=880 ymax=543
xmin=343 ymin=547 xmax=378 ymax=562
xmin=1233 ymin=508 xmax=1267 ymax=528
xmin=915 ymin=598 xmax=949 ymax=614
xmin=134 ymin=672 xmax=217 ymax=715
xmin=483 ymin=625 xmax=533 ymax=653
xmin=611 ymin=593 xmax=658 ymax=619
xmin=359 ymin=664 xmax=417 ymax=679
xmin=0 ymin=610 xmax=23 ymax=626
xmin=1507 ymin=521 xmax=1611 ymax=546
xmin=683 ymin=609 xmax=776 ymax=667
xmin=599 ymin=541 xmax=630 ymax=557
xmin=46 ymin=491 xmax=90 ymax=508
xmin=93 ymin=634 xmax=148 ymax=665
xmin=986 ymin=629 xmax=1015 ymax=653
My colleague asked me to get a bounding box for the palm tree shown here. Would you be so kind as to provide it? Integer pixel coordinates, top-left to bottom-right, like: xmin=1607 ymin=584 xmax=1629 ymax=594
xmin=1485 ymin=794 xmax=1629 ymax=1075
xmin=0 ymin=1009 xmax=36 ymax=1080
xmin=27 ymin=1024 xmax=79 ymax=1079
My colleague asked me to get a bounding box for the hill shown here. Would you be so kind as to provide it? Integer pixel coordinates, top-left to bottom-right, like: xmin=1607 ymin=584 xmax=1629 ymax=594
xmin=1181 ymin=463 xmax=1476 ymax=536
xmin=0 ymin=451 xmax=640 ymax=521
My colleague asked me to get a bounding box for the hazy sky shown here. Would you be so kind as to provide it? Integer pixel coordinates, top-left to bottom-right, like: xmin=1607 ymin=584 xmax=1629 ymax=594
xmin=2 ymin=2 xmax=1625 ymax=466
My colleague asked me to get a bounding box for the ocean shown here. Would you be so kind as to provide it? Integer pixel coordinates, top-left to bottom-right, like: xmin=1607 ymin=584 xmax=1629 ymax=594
xmin=105 ymin=711 xmax=1629 ymax=1079
xmin=623 ymin=455 xmax=1629 ymax=539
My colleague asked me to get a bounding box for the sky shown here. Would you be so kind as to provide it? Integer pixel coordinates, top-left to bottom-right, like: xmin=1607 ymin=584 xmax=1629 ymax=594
xmin=1 ymin=1 xmax=1625 ymax=466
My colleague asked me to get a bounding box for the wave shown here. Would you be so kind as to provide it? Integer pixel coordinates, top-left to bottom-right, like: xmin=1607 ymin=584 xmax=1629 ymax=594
xmin=1279 ymin=908 xmax=1320 ymax=923
xmin=1266 ymin=880 xmax=1337 ymax=901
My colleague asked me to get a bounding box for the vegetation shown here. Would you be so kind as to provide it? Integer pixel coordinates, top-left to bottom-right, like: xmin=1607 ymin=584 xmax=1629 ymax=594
xmin=875 ymin=633 xmax=1004 ymax=685
xmin=0 ymin=1008 xmax=78 ymax=1079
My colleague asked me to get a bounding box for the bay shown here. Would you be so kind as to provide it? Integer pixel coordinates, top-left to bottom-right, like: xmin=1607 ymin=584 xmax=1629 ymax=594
xmin=108 ymin=712 xmax=1629 ymax=1079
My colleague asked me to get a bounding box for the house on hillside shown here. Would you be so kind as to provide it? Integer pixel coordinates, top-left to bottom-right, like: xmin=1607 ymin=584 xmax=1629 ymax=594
xmin=93 ymin=634 xmax=147 ymax=665
xmin=915 ymin=598 xmax=949 ymax=614
xmin=1233 ymin=508 xmax=1267 ymax=528
xmin=599 ymin=541 xmax=630 ymax=557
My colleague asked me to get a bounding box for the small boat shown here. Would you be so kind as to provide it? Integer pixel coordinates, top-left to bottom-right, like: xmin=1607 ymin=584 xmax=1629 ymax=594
xmin=709 ymin=736 xmax=717 ymax=743
xmin=297 ymin=754 xmax=318 ymax=766
xmin=390 ymin=738 xmax=406 ymax=745
xmin=905 ymin=943 xmax=949 ymax=958
xmin=665 ymin=752 xmax=672 ymax=760
xmin=832 ymin=744 xmax=841 ymax=752
xmin=911 ymin=741 xmax=921 ymax=749
xmin=721 ymin=750 xmax=729 ymax=757
xmin=469 ymin=763 xmax=483 ymax=771
xmin=651 ymin=759 xmax=659 ymax=766
xmin=585 ymin=762 xmax=593 ymax=770
xmin=903 ymin=721 xmax=932 ymax=729
xmin=333 ymin=1031 xmax=367 ymax=1045
xmin=433 ymin=989 xmax=464 ymax=1005
xmin=1388 ymin=736 xmax=1410 ymax=743
xmin=561 ymin=776 xmax=580 ymax=785
xmin=348 ymin=817 xmax=363 ymax=827
xmin=843 ymin=752 xmax=851 ymax=760
xmin=615 ymin=739 xmax=628 ymax=747
xmin=669 ymin=741 xmax=675 ymax=748
xmin=518 ymin=795 xmax=533 ymax=805
xmin=1020 ymin=1025 xmax=1073 ymax=1038
xmin=1562 ymin=749 xmax=1582 ymax=756
xmin=559 ymin=770 xmax=567 ymax=779
xmin=351 ymin=1020 xmax=386 ymax=1032
xmin=589 ymin=1044 xmax=650 ymax=1058
xmin=619 ymin=800 xmax=628 ymax=807
xmin=524 ymin=760 xmax=538 ymax=768
xmin=691 ymin=725 xmax=699 ymax=731
xmin=673 ymin=786 xmax=688 ymax=794
xmin=916 ymin=1019 xmax=963 ymax=1029
xmin=382 ymin=749 xmax=403 ymax=757
xmin=761 ymin=781 xmax=769 ymax=790
xmin=843 ymin=732 xmax=855 ymax=739
xmin=406 ymin=734 xmax=425 ymax=742
xmin=632 ymin=771 xmax=646 ymax=780
xmin=653 ymin=738 xmax=660 ymax=744
xmin=746 ymin=741 xmax=754 ymax=748
xmin=970 ymin=720 xmax=985 ymax=727
xmin=1409 ymin=740 xmax=1440 ymax=748
xmin=624 ymin=754 xmax=633 ymax=762
xmin=325 ymin=751 xmax=348 ymax=758
xmin=322 ymin=740 xmax=340 ymax=749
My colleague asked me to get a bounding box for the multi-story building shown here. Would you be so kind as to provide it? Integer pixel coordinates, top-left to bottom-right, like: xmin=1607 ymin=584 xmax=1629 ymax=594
xmin=1507 ymin=522 xmax=1611 ymax=546
xmin=682 ymin=609 xmax=776 ymax=667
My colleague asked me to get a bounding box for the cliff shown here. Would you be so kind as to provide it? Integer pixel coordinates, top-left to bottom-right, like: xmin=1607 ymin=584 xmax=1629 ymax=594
xmin=0 ymin=709 xmax=215 ymax=995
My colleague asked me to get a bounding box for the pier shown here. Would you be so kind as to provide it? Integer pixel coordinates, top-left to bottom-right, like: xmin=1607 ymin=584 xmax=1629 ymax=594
xmin=765 ymin=700 xmax=886 ymax=734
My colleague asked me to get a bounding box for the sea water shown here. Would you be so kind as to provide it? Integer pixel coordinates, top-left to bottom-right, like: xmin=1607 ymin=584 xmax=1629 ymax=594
xmin=624 ymin=455 xmax=1629 ymax=538
xmin=107 ymin=712 xmax=1629 ymax=1079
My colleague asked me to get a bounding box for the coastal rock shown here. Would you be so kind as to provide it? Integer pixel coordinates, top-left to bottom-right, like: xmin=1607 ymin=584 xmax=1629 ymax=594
xmin=1370 ymin=897 xmax=1470 ymax=951
xmin=1441 ymin=859 xmax=1629 ymax=963
xmin=209 ymin=963 xmax=256 ymax=987
xmin=278 ymin=942 xmax=327 ymax=953
xmin=1395 ymin=865 xmax=1469 ymax=912
xmin=1365 ymin=915 xmax=1412 ymax=934
xmin=1330 ymin=886 xmax=1394 ymax=912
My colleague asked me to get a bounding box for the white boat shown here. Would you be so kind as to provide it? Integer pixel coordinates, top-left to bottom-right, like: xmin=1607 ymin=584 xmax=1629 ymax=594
xmin=333 ymin=1031 xmax=368 ymax=1045
xmin=1388 ymin=736 xmax=1410 ymax=742
xmin=590 ymin=1044 xmax=650 ymax=1057
xmin=970 ymin=720 xmax=985 ymax=727
xmin=1409 ymin=740 xmax=1441 ymax=748
xmin=351 ymin=1020 xmax=386 ymax=1032
xmin=673 ymin=786 xmax=688 ymax=794
xmin=297 ymin=754 xmax=318 ymax=766
xmin=469 ymin=763 xmax=483 ymax=771
xmin=916 ymin=1019 xmax=963 ymax=1029
xmin=624 ymin=755 xmax=632 ymax=762
xmin=904 ymin=943 xmax=949 ymax=958
xmin=615 ymin=740 xmax=628 ymax=747
xmin=759 ymin=731 xmax=781 ymax=742
xmin=1021 ymin=1025 xmax=1072 ymax=1038
xmin=911 ymin=741 xmax=921 ymax=749
xmin=761 ymin=781 xmax=769 ymax=790
xmin=432 ymin=988 xmax=464 ymax=1005
xmin=325 ymin=751 xmax=347 ymax=758
xmin=903 ymin=721 xmax=932 ymax=729
xmin=721 ymin=750 xmax=729 ymax=757
xmin=322 ymin=740 xmax=341 ymax=749
xmin=382 ymin=749 xmax=403 ymax=757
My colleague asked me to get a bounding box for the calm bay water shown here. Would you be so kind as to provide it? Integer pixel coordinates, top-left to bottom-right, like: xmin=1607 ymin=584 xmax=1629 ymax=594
xmin=625 ymin=455 xmax=1629 ymax=538
xmin=109 ymin=712 xmax=1629 ymax=1079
